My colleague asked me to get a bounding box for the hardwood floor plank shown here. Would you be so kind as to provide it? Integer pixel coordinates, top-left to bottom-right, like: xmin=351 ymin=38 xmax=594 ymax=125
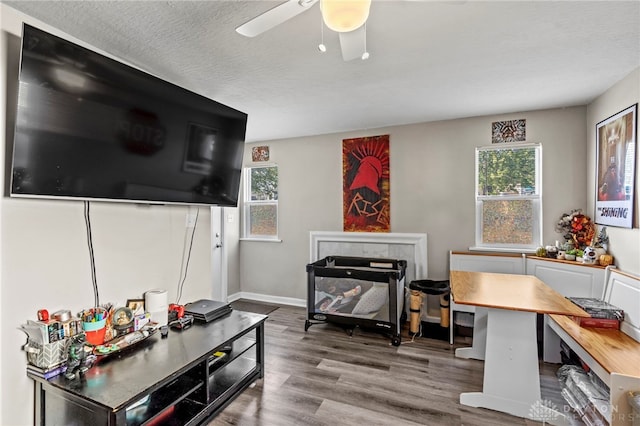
xmin=280 ymin=373 xmax=459 ymax=425
xmin=207 ymin=304 xmax=581 ymax=425
xmin=335 ymin=363 xmax=476 ymax=401
xmin=210 ymin=380 xmax=326 ymax=426
xmin=314 ymin=399 xmax=426 ymax=426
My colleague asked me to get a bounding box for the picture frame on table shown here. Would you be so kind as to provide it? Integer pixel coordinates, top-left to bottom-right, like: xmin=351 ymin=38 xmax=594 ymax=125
xmin=594 ymin=104 xmax=637 ymax=228
xmin=126 ymin=299 xmax=145 ymax=315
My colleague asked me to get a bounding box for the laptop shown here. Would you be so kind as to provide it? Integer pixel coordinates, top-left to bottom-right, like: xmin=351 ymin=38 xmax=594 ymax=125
xmin=184 ymin=299 xmax=232 ymax=323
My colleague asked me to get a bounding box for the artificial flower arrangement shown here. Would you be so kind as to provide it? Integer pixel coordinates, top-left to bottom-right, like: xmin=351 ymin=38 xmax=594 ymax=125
xmin=555 ymin=209 xmax=596 ymax=250
xmin=539 ymin=209 xmax=614 ymax=265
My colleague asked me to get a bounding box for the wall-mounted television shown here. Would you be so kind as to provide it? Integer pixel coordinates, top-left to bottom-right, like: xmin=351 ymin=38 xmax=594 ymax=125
xmin=10 ymin=24 xmax=247 ymax=207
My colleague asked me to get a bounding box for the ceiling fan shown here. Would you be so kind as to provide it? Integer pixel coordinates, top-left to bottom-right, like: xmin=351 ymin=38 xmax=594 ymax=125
xmin=236 ymin=0 xmax=370 ymax=61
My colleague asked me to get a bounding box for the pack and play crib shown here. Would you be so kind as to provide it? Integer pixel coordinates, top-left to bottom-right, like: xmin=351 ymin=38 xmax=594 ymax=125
xmin=305 ymin=256 xmax=407 ymax=346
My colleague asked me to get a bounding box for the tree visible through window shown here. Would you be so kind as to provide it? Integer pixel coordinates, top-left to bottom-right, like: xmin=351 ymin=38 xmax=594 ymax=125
xmin=475 ymin=144 xmax=541 ymax=250
xmin=244 ymin=165 xmax=278 ymax=238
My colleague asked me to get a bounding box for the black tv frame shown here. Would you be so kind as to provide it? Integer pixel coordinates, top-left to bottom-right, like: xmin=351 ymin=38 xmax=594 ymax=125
xmin=9 ymin=24 xmax=247 ymax=207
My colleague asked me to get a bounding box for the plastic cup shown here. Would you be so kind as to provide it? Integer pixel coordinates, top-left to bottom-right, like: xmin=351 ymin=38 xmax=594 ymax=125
xmin=82 ymin=308 xmax=107 ymax=345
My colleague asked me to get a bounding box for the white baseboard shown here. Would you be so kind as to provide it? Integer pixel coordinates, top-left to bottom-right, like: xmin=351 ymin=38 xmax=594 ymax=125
xmin=227 ymin=291 xmax=306 ymax=308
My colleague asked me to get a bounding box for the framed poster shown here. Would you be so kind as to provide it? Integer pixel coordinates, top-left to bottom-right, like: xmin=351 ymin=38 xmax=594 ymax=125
xmin=595 ymin=104 xmax=637 ymax=228
xmin=491 ymin=119 xmax=526 ymax=143
xmin=342 ymin=135 xmax=390 ymax=232
xmin=251 ymin=146 xmax=269 ymax=162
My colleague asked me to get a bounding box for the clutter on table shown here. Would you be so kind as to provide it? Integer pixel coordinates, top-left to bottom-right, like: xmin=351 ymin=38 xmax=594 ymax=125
xmin=20 ymin=299 xmax=168 ymax=381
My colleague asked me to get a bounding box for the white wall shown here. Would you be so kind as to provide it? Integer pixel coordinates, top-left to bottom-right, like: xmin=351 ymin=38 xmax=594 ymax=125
xmin=225 ymin=206 xmax=242 ymax=296
xmin=239 ymin=68 xmax=640 ymax=303
xmin=587 ymin=67 xmax=640 ymax=275
xmin=1 ymin=7 xmax=217 ymax=425
xmin=240 ymin=106 xmax=589 ymax=302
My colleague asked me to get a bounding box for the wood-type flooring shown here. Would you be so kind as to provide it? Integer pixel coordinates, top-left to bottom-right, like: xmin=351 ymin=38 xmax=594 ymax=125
xmin=209 ymin=304 xmax=579 ymax=426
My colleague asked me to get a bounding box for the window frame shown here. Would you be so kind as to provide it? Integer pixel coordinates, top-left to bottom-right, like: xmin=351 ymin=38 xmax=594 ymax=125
xmin=242 ymin=164 xmax=280 ymax=241
xmin=473 ymin=143 xmax=542 ymax=252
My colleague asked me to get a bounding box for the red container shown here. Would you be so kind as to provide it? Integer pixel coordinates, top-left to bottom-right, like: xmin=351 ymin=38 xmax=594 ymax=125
xmin=84 ymin=327 xmax=106 ymax=345
xmin=82 ymin=315 xmax=107 ymax=345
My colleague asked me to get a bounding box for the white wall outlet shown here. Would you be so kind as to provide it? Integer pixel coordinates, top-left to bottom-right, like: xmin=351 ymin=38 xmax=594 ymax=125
xmin=227 ymin=213 xmax=234 ymax=223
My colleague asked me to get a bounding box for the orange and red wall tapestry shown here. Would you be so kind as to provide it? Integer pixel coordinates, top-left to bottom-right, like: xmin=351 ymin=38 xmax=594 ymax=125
xmin=342 ymin=134 xmax=390 ymax=232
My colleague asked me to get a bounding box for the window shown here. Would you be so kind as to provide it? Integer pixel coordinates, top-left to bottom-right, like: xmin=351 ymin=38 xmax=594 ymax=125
xmin=243 ymin=165 xmax=278 ymax=239
xmin=475 ymin=143 xmax=541 ymax=251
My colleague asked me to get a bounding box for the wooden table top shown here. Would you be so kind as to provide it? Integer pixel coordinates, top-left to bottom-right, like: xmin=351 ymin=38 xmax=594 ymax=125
xmin=449 ymin=270 xmax=590 ymax=317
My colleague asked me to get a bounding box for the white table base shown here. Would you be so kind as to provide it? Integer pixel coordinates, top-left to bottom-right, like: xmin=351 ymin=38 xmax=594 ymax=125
xmin=454 ymin=307 xmax=487 ymax=360
xmin=459 ymin=308 xmax=543 ymax=419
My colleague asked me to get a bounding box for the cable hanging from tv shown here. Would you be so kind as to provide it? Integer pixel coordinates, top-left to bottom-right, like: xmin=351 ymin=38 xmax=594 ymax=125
xmin=84 ymin=201 xmax=100 ymax=308
xmin=176 ymin=208 xmax=199 ymax=305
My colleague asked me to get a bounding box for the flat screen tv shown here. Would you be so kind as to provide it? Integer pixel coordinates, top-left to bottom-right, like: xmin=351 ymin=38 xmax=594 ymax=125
xmin=10 ymin=24 xmax=247 ymax=207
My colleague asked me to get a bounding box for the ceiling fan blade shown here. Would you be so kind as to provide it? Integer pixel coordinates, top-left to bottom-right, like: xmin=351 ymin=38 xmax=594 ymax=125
xmin=339 ymin=25 xmax=366 ymax=61
xmin=236 ymin=0 xmax=319 ymax=37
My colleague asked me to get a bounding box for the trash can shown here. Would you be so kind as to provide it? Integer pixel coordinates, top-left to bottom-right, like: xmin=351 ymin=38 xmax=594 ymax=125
xmin=408 ymin=280 xmax=450 ymax=336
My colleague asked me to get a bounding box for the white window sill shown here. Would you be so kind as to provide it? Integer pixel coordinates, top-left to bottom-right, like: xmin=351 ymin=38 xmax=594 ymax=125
xmin=240 ymin=238 xmax=283 ymax=243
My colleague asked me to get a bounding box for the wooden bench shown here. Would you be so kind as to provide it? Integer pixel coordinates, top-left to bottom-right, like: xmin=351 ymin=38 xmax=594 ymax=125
xmin=548 ymin=268 xmax=640 ymax=425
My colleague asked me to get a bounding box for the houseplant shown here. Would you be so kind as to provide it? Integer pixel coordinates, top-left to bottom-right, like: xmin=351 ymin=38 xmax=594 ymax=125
xmin=564 ymin=249 xmax=579 ymax=261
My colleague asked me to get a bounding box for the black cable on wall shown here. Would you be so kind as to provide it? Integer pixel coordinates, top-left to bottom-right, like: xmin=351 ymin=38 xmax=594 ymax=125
xmin=176 ymin=207 xmax=199 ymax=305
xmin=84 ymin=201 xmax=100 ymax=307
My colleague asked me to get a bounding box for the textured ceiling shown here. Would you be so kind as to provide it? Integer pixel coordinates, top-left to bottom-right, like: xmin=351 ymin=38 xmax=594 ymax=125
xmin=4 ymin=1 xmax=640 ymax=142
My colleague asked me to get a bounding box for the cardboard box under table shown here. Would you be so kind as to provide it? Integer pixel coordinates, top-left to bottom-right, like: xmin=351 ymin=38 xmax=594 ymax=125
xmin=305 ymin=256 xmax=406 ymax=346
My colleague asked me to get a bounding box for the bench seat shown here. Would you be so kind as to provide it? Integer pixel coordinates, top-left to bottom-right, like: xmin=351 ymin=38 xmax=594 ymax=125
xmin=548 ymin=314 xmax=640 ymax=383
xmin=548 ymin=268 xmax=640 ymax=425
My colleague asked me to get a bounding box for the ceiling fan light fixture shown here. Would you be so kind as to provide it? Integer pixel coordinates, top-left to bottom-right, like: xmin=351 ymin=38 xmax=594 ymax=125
xmin=361 ymin=22 xmax=369 ymax=60
xmin=318 ymin=13 xmax=327 ymax=53
xmin=320 ymin=0 xmax=371 ymax=33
